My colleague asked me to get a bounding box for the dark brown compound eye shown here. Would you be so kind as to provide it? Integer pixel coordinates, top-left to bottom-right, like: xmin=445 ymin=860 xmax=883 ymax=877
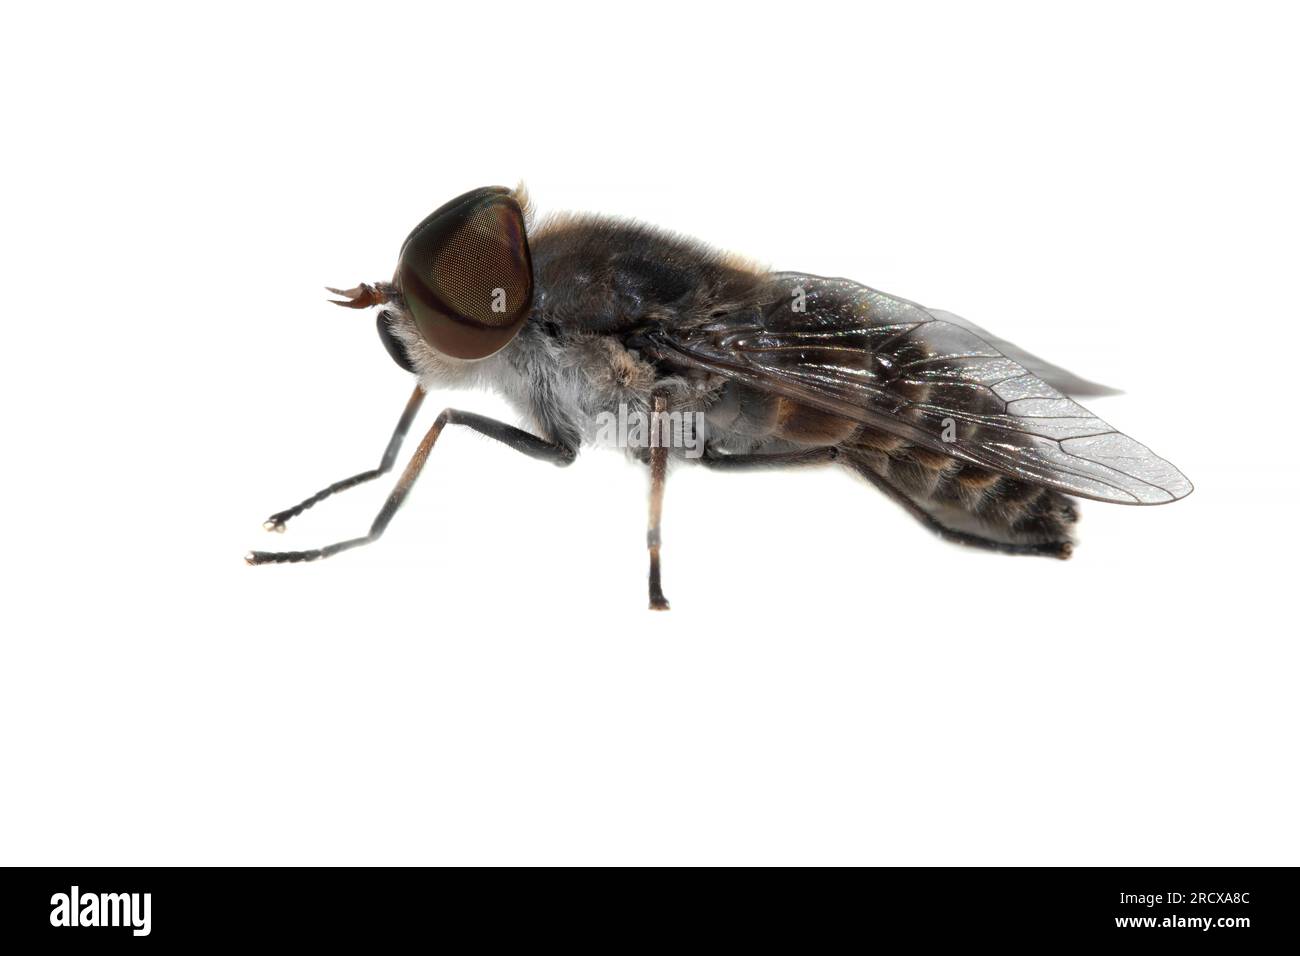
xmin=396 ymin=186 xmax=533 ymax=360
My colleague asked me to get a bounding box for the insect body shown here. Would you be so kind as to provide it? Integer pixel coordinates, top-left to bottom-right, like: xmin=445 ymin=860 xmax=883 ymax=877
xmin=248 ymin=185 xmax=1192 ymax=609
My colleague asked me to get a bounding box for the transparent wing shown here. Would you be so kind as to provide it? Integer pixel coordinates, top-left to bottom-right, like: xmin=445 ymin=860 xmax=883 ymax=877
xmin=649 ymin=273 xmax=1191 ymax=504
xmin=771 ymin=272 xmax=1119 ymax=396
xmin=926 ymin=308 xmax=1120 ymax=397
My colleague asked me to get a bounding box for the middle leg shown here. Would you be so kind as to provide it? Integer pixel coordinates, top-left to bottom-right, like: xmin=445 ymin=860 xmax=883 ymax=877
xmin=647 ymin=394 xmax=671 ymax=610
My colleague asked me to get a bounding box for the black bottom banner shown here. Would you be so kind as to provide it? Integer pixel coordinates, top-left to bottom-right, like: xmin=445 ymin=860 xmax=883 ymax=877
xmin=0 ymin=866 xmax=1293 ymax=946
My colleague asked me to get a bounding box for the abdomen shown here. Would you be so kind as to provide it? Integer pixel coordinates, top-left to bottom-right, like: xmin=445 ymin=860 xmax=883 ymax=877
xmin=705 ymin=381 xmax=1078 ymax=550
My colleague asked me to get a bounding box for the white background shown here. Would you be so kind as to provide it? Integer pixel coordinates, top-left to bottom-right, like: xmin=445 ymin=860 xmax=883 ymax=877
xmin=2 ymin=1 xmax=1296 ymax=865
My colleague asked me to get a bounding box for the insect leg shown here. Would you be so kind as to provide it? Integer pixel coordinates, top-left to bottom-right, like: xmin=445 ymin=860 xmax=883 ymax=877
xmin=247 ymin=410 xmax=575 ymax=565
xmin=699 ymin=446 xmax=840 ymax=469
xmin=263 ymin=384 xmax=427 ymax=532
xmin=647 ymin=394 xmax=671 ymax=611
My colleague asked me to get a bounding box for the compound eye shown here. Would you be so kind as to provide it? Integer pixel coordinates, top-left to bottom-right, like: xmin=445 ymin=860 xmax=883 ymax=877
xmin=397 ymin=186 xmax=533 ymax=360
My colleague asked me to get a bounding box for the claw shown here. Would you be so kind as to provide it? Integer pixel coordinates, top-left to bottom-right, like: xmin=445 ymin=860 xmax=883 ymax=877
xmin=263 ymin=519 xmax=286 ymax=533
xmin=326 ymin=283 xmax=387 ymax=309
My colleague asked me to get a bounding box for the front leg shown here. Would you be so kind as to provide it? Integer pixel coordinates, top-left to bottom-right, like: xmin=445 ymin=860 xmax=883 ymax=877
xmin=247 ymin=409 xmax=575 ymax=565
xmin=263 ymin=383 xmax=427 ymax=532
